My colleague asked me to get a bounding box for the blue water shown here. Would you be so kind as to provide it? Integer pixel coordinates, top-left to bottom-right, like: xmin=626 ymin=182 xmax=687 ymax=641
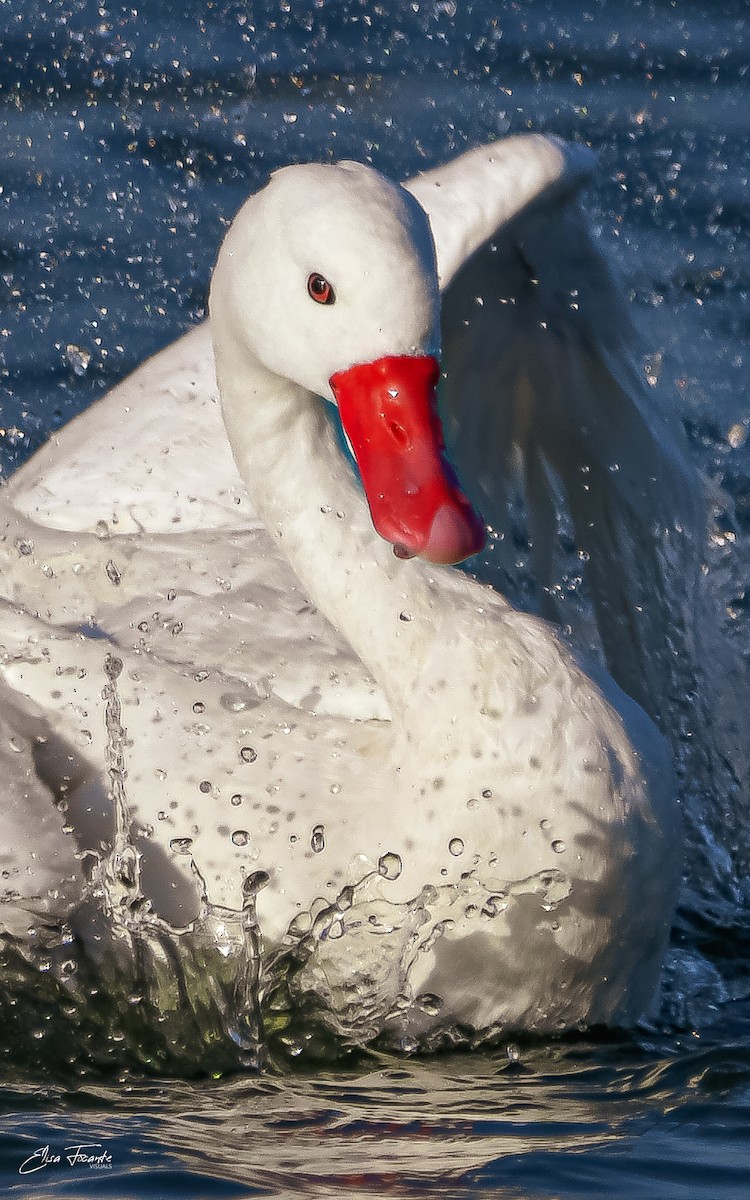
xmin=2 ymin=0 xmax=750 ymax=1195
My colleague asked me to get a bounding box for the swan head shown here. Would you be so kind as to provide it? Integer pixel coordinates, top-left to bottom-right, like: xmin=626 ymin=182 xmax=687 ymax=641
xmin=210 ymin=160 xmax=485 ymax=564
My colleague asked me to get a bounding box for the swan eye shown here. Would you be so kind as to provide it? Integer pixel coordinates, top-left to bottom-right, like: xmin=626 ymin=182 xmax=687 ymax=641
xmin=307 ymin=273 xmax=335 ymax=305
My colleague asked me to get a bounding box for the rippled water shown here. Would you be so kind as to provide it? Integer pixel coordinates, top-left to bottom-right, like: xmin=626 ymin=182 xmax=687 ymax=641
xmin=2 ymin=0 xmax=750 ymax=1195
xmin=3 ymin=1027 xmax=750 ymax=1197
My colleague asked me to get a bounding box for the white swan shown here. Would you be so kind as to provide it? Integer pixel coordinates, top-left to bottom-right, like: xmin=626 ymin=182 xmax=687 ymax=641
xmin=0 ymin=136 xmax=683 ymax=1040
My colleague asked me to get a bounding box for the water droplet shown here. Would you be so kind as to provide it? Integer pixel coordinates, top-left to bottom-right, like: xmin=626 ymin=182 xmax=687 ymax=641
xmin=399 ymin=611 xmax=414 ymax=622
xmin=482 ymin=894 xmax=508 ymax=917
xmin=220 ymin=691 xmax=260 ymax=712
xmin=311 ymin=824 xmax=326 ymax=853
xmin=448 ymin=837 xmax=465 ymax=857
xmin=540 ymin=818 xmax=551 ymax=831
xmin=378 ymin=851 xmax=402 ymax=880
xmin=167 ymin=589 xmax=176 ymax=601
xmin=157 ymin=810 xmax=167 ymax=821
xmin=104 ymin=654 xmax=123 ymax=681
xmin=230 ymin=794 xmax=243 ymax=807
xmin=243 ymin=869 xmax=270 ymax=896
xmin=192 ymin=701 xmax=206 ymax=715
xmin=506 ymin=1042 xmax=521 ymax=1064
xmin=105 ymin=559 xmax=122 ymax=585
xmin=169 ymin=837 xmax=193 ymax=855
xmin=155 ymin=768 xmax=167 ymax=781
xmin=728 ymin=422 xmax=747 ymax=449
xmin=288 ymin=912 xmax=311 ymax=937
xmin=240 ymin=746 xmax=257 ymax=764
xmin=194 ymin=670 xmax=210 ymax=682
xmin=417 ymin=992 xmax=443 ymax=1016
xmin=329 ymin=782 xmax=341 ymax=795
xmin=232 ymin=829 xmax=250 ymax=846
xmin=199 ymin=780 xmax=212 ymax=794
xmin=481 ymin=788 xmax=493 ymax=799
xmin=552 ymin=839 xmax=566 ymax=854
xmin=171 ymin=621 xmax=184 ymax=636
xmin=65 ymin=343 xmax=91 ymax=376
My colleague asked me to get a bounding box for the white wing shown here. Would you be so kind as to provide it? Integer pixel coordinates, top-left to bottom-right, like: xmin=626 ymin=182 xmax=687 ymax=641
xmin=407 ymin=136 xmax=701 ymax=716
xmin=408 ymin=137 xmax=750 ymax=890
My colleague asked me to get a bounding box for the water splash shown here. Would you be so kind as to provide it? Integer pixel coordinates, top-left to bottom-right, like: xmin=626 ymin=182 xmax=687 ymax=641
xmin=1 ymin=685 xmax=579 ymax=1078
xmin=0 ymin=654 xmax=268 ymax=1076
xmin=0 ymin=648 xmax=740 ymax=1076
xmin=95 ymin=653 xmax=141 ymax=923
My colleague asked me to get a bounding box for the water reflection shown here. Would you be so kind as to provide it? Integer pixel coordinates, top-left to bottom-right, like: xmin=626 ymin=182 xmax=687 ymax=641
xmin=3 ymin=1028 xmax=750 ymax=1198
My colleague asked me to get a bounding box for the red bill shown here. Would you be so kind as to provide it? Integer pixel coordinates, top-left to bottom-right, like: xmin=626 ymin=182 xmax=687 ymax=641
xmin=330 ymin=355 xmax=486 ymax=565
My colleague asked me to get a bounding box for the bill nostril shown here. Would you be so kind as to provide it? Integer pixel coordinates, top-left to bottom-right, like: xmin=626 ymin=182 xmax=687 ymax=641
xmin=387 ymin=418 xmax=409 ymax=448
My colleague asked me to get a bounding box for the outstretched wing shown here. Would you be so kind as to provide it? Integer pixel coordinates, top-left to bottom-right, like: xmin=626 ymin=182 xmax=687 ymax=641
xmin=407 ymin=136 xmax=704 ymax=726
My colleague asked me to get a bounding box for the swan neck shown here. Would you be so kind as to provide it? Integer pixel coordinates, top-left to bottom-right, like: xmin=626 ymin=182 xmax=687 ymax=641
xmin=213 ymin=333 xmax=440 ymax=708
